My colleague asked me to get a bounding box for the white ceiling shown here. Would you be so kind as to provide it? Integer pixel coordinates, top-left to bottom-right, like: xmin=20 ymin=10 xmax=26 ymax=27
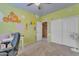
xmin=12 ymin=3 xmax=76 ymax=16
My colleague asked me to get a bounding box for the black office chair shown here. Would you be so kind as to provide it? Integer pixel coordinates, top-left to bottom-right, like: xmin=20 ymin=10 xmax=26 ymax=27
xmin=0 ymin=32 xmax=20 ymax=56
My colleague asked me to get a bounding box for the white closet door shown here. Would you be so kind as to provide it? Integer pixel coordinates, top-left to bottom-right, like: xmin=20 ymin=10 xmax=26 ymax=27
xmin=36 ymin=22 xmax=42 ymax=41
xmin=50 ymin=16 xmax=78 ymax=48
xmin=62 ymin=17 xmax=78 ymax=48
xmin=50 ymin=19 xmax=63 ymax=44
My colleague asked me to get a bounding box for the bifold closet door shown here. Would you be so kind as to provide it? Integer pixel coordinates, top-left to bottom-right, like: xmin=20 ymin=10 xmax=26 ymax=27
xmin=36 ymin=22 xmax=42 ymax=41
xmin=50 ymin=19 xmax=63 ymax=44
xmin=62 ymin=17 xmax=78 ymax=48
xmin=50 ymin=16 xmax=78 ymax=48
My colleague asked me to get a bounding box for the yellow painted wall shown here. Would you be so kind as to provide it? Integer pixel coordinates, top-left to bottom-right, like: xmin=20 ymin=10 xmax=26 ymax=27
xmin=40 ymin=4 xmax=79 ymax=21
xmin=0 ymin=4 xmax=36 ymax=46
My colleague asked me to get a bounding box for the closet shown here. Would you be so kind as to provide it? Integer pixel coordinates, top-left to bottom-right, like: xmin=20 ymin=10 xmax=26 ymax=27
xmin=50 ymin=16 xmax=79 ymax=48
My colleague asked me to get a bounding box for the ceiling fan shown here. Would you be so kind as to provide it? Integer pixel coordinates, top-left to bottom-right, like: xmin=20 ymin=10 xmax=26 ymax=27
xmin=27 ymin=3 xmax=51 ymax=10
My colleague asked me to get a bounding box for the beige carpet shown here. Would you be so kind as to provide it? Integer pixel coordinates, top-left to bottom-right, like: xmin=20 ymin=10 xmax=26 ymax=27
xmin=18 ymin=40 xmax=79 ymax=56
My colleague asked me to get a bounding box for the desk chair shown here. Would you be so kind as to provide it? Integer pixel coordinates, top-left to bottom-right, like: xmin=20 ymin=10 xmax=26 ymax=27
xmin=0 ymin=32 xmax=20 ymax=56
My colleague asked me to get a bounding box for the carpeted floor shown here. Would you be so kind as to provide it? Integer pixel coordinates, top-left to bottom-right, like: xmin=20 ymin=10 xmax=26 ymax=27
xmin=18 ymin=40 xmax=79 ymax=56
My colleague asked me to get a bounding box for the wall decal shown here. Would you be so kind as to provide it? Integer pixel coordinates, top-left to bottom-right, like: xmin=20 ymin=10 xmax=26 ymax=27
xmin=3 ymin=17 xmax=9 ymax=22
xmin=30 ymin=20 xmax=36 ymax=30
xmin=16 ymin=24 xmax=24 ymax=31
xmin=31 ymin=20 xmax=36 ymax=26
xmin=3 ymin=11 xmax=21 ymax=23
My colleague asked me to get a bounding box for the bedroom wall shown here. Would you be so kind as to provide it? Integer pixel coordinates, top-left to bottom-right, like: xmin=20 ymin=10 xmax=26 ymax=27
xmin=0 ymin=4 xmax=36 ymax=46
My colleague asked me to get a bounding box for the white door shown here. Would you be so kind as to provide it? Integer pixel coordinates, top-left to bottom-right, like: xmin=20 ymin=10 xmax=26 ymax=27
xmin=50 ymin=19 xmax=63 ymax=44
xmin=36 ymin=22 xmax=42 ymax=41
xmin=50 ymin=16 xmax=78 ymax=48
xmin=62 ymin=17 xmax=78 ymax=48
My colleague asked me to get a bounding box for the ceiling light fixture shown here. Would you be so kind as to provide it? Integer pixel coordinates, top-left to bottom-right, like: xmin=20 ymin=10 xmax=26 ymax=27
xmin=34 ymin=3 xmax=40 ymax=6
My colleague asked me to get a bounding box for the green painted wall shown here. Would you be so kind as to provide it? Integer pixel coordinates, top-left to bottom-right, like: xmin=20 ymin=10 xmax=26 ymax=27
xmin=40 ymin=4 xmax=79 ymax=21
xmin=0 ymin=4 xmax=36 ymax=46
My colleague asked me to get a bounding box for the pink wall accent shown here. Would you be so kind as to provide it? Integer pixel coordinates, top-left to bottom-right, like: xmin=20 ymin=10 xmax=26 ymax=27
xmin=16 ymin=24 xmax=24 ymax=31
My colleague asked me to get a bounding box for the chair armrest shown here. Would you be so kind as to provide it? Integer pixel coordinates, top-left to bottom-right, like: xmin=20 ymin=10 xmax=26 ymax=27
xmin=1 ymin=41 xmax=11 ymax=48
xmin=1 ymin=41 xmax=10 ymax=44
xmin=0 ymin=47 xmax=15 ymax=56
xmin=0 ymin=47 xmax=12 ymax=53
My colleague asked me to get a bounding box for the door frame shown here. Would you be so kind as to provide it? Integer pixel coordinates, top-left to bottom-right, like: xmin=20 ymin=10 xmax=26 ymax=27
xmin=36 ymin=20 xmax=49 ymax=41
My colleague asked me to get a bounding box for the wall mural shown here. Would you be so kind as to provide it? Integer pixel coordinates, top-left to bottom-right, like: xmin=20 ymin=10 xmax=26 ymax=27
xmin=0 ymin=11 xmax=25 ymax=40
xmin=3 ymin=11 xmax=21 ymax=23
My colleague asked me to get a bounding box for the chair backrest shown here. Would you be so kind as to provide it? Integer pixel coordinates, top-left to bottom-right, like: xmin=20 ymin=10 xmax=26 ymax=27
xmin=11 ymin=32 xmax=20 ymax=51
